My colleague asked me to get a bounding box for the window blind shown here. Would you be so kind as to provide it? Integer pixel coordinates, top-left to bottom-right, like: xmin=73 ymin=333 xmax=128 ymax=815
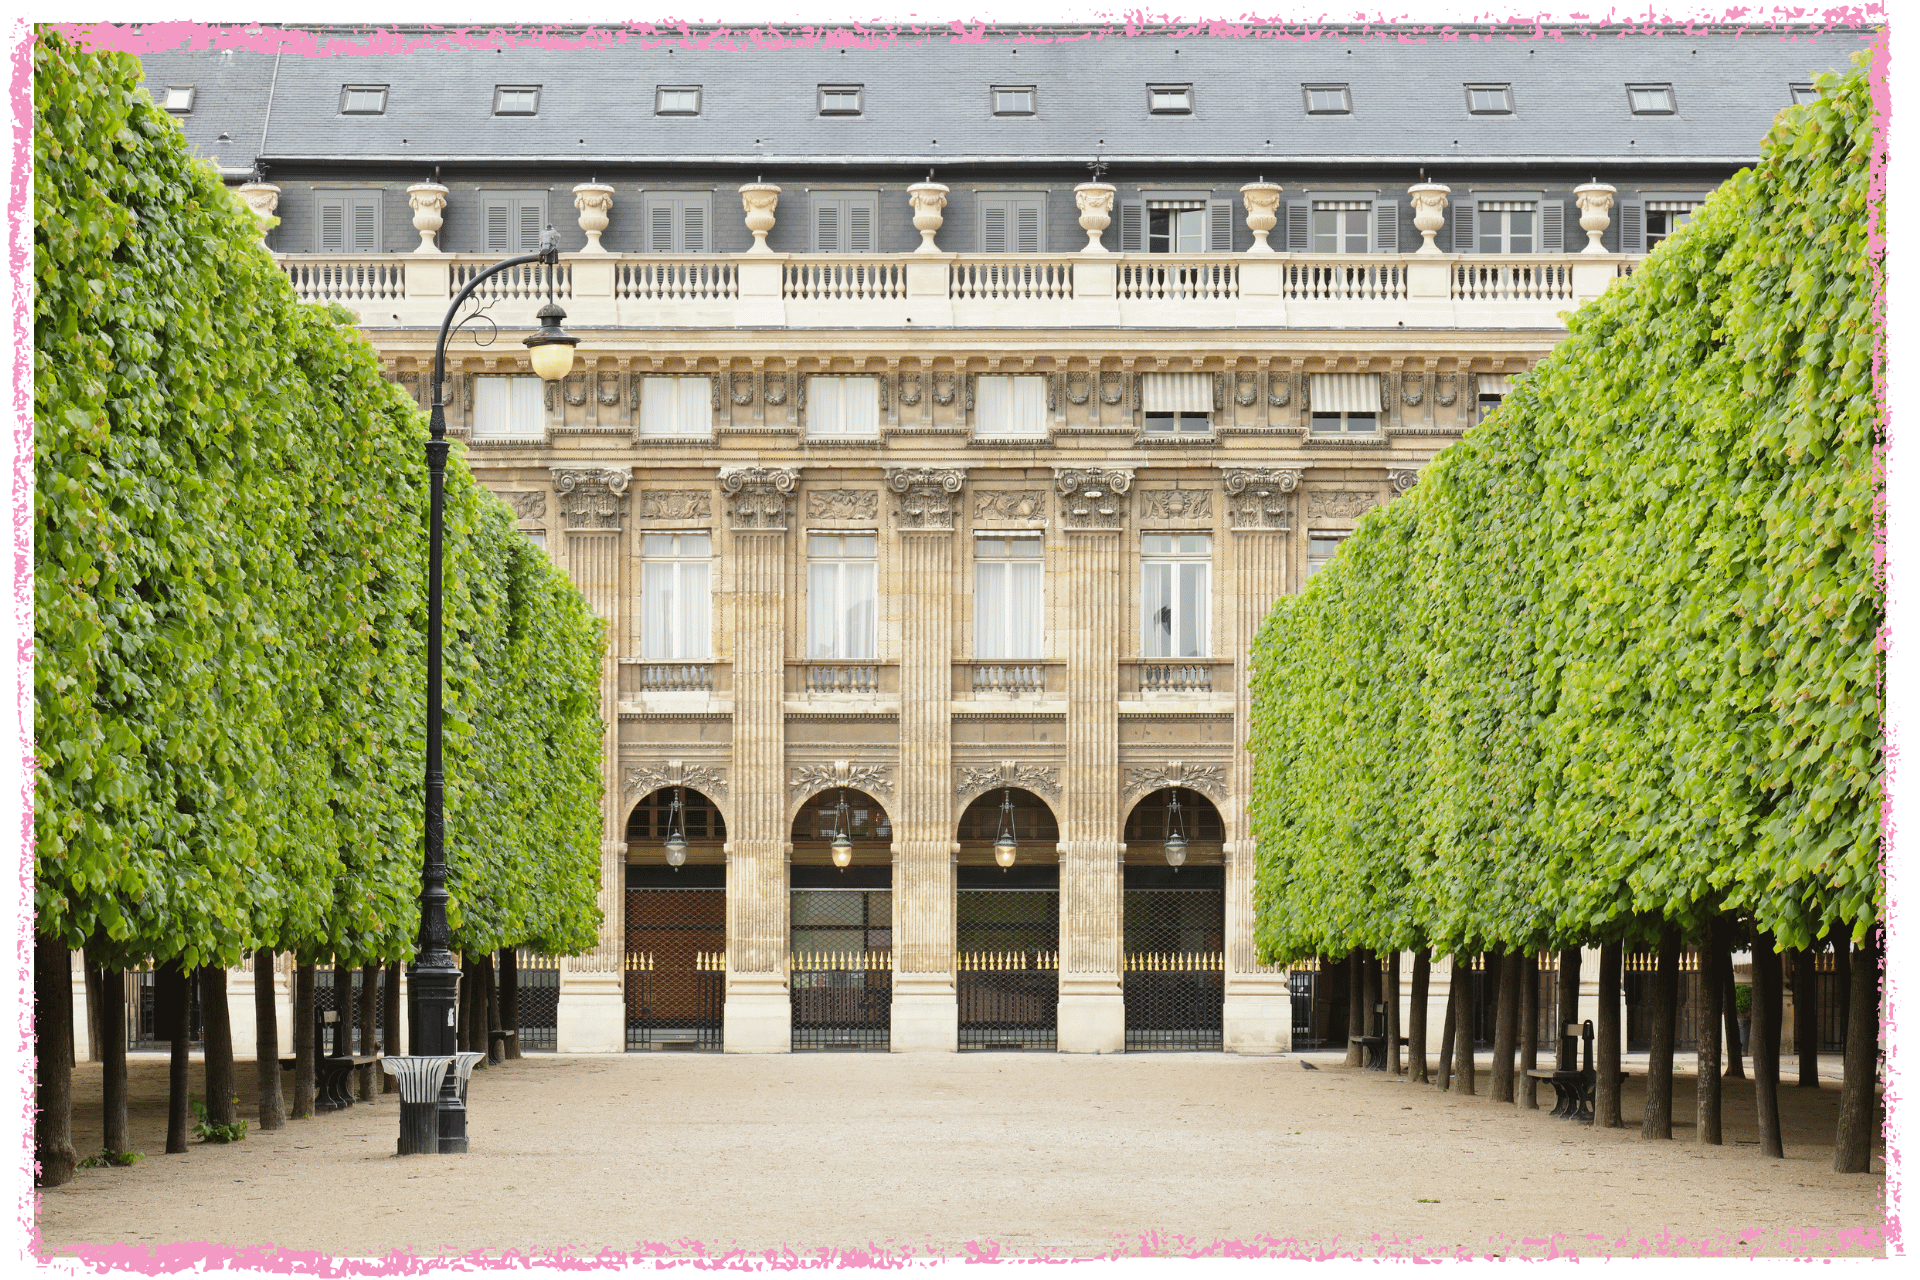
xmin=640 ymin=377 xmax=711 ymax=438
xmin=1142 ymin=373 xmax=1212 ymax=413
xmin=1309 ymin=373 xmax=1382 ymax=413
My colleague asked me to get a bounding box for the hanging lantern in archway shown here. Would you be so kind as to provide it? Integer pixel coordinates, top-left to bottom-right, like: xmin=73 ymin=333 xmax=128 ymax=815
xmin=993 ymin=788 xmax=1019 ymax=868
xmin=664 ymin=787 xmax=689 ymax=868
xmin=830 ymin=789 xmax=855 ymax=868
xmin=1163 ymin=789 xmax=1188 ymax=868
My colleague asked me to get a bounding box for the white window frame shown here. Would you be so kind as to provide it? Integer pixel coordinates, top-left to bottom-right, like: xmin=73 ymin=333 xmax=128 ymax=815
xmin=818 ymin=84 xmax=864 ymax=116
xmin=974 ymin=375 xmax=1049 ymax=440
xmin=161 ymin=85 xmax=195 ymax=113
xmin=640 ymin=532 xmax=713 ymax=661
xmin=1303 ymin=84 xmax=1352 ymax=115
xmin=1306 ymin=533 xmax=1349 ymax=580
xmin=806 ymin=376 xmax=880 ymax=439
xmin=1790 ymin=83 xmax=1820 ymax=105
xmin=316 ymin=190 xmax=383 ymax=254
xmin=1141 ymin=533 xmax=1211 ymax=659
xmin=1643 ymin=199 xmax=1702 ymax=248
xmin=340 ymin=85 xmax=388 ymax=115
xmin=974 ymin=533 xmax=1045 ymax=660
xmin=1310 ymin=199 xmax=1371 ymax=254
xmin=992 ymin=85 xmax=1036 ymax=116
xmin=639 ymin=376 xmax=713 ymax=439
xmin=1309 ymin=410 xmax=1379 ymax=437
xmin=1627 ymin=84 xmax=1675 ymax=115
xmin=655 ymin=85 xmax=701 ymax=116
xmin=1477 ymin=200 xmax=1537 ymax=254
xmin=1147 ymin=84 xmax=1193 ymax=114
xmin=493 ymin=85 xmax=541 ymax=116
xmin=807 ymin=532 xmax=878 ymax=661
xmin=470 ymin=374 xmax=547 ymax=441
xmin=1464 ymin=83 xmax=1512 ymax=114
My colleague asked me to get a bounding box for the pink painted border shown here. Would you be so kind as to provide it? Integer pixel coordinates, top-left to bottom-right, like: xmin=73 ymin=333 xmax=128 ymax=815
xmin=11 ymin=5 xmax=1897 ymax=1272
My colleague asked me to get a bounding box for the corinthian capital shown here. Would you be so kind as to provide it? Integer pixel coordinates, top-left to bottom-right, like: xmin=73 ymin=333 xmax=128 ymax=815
xmin=549 ymin=467 xmax=632 ymax=530
xmin=1052 ymin=467 xmax=1134 ymax=530
xmin=884 ymin=466 xmax=968 ymax=531
xmin=718 ymin=465 xmax=801 ymax=530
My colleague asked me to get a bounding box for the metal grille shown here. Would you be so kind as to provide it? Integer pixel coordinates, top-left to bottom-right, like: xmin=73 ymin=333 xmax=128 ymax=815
xmin=1122 ymin=888 xmax=1225 ymax=1051
xmin=128 ymin=970 xmax=202 ymax=1050
xmin=957 ymin=890 xmax=1058 ymax=1050
xmin=1288 ymin=958 xmax=1331 ymax=1049
xmin=1625 ymin=948 xmax=1702 ymax=1052
xmin=514 ymin=950 xmax=560 ymax=1051
xmin=626 ymin=888 xmax=726 ymax=1051
xmin=791 ymin=889 xmax=892 ymax=1050
xmin=1812 ymin=951 xmax=1848 ymax=1053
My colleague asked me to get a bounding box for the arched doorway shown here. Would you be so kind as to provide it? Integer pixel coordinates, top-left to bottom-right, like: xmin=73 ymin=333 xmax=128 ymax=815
xmin=789 ymin=789 xmax=892 ymax=1050
xmin=955 ymin=788 xmax=1060 ymax=1050
xmin=1121 ymin=787 xmax=1226 ymax=1051
xmin=624 ymin=787 xmax=727 ymax=1051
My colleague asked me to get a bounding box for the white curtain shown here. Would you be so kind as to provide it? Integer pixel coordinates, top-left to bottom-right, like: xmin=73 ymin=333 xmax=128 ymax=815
xmin=1142 ymin=562 xmax=1173 ymax=657
xmin=512 ymin=376 xmax=544 ymax=435
xmin=807 ymin=559 xmax=875 ymax=659
xmin=1141 ymin=560 xmax=1209 ymax=657
xmin=642 ymin=539 xmax=711 ymax=660
xmin=641 ymin=377 xmax=709 ymax=438
xmin=1142 ymin=373 xmax=1212 ymax=413
xmin=809 ymin=376 xmax=879 ymax=437
xmin=1309 ymin=373 xmax=1382 ymax=413
xmin=679 ymin=377 xmax=710 ymax=436
xmin=1010 ymin=376 xmax=1048 ymax=437
xmin=807 ymin=562 xmax=838 ymax=658
xmin=472 ymin=376 xmax=511 ymax=438
xmin=1009 ymin=559 xmax=1043 ymax=657
xmin=975 ymin=561 xmax=1009 ymax=658
xmin=975 ymin=376 xmax=1010 ymax=437
xmin=1177 ymin=561 xmax=1209 ymax=658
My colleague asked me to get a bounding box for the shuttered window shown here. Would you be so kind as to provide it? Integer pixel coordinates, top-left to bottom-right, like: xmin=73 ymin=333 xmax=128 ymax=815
xmin=642 ymin=192 xmax=712 ymax=253
xmin=482 ymin=193 xmax=547 ymax=254
xmin=316 ymin=192 xmax=382 ymax=253
xmin=1617 ymin=200 xmax=1645 ymax=254
xmin=980 ymin=195 xmax=1045 ymax=253
xmin=1452 ymin=199 xmax=1476 ymax=253
xmin=639 ymin=376 xmax=712 ymax=438
xmin=813 ymin=192 xmax=878 ymax=253
xmin=1308 ymin=374 xmax=1382 ymax=436
xmin=1117 ymin=198 xmax=1233 ymax=252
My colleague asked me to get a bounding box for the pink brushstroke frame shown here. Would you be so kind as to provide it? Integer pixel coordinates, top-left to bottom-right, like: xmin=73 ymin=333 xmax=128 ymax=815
xmin=8 ymin=2 xmax=1899 ymax=1271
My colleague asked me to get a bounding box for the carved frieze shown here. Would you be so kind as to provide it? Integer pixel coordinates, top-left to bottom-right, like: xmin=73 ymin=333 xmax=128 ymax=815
xmin=1099 ymin=371 xmax=1125 ymax=406
xmin=563 ymin=373 xmax=589 ymax=407
xmin=1234 ymin=372 xmax=1260 ymax=407
xmin=1140 ymin=489 xmax=1213 ymax=522
xmin=597 ymin=372 xmax=622 ymax=407
xmin=954 ymin=761 xmax=1061 ymax=802
xmin=1401 ymin=372 xmax=1424 ymax=407
xmin=806 ymin=489 xmax=881 ymax=521
xmin=974 ymin=490 xmax=1048 ymax=522
xmin=897 ymin=371 xmax=922 ymax=407
xmin=623 ymin=760 xmax=728 ymax=800
xmin=503 ymin=490 xmax=547 ymax=521
xmin=885 ymin=467 xmax=967 ymax=531
xmin=1124 ymin=761 xmax=1228 ymax=805
xmin=637 ymin=489 xmax=713 ymax=521
xmin=718 ymin=465 xmax=800 ymax=530
xmin=1387 ymin=469 xmax=1421 ymax=495
xmin=730 ymin=371 xmax=756 ymax=405
xmin=1268 ymin=372 xmax=1292 ymax=408
xmin=789 ymin=760 xmax=895 ymax=800
xmin=1053 ymin=467 xmax=1134 ymax=530
xmin=1222 ymin=468 xmax=1303 ymax=530
xmin=1435 ymin=373 xmax=1459 ymax=407
xmin=549 ymin=467 xmax=632 ymax=530
xmin=1305 ymin=489 xmax=1379 ymax=522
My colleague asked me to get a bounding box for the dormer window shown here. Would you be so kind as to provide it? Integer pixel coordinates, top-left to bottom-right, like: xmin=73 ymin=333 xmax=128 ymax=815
xmin=818 ymin=85 xmax=863 ymax=116
xmin=1303 ymin=84 xmax=1352 ymax=115
xmin=161 ymin=85 xmax=194 ymax=113
xmin=1790 ymin=82 xmax=1820 ymax=104
xmin=1627 ymin=84 xmax=1675 ymax=115
xmin=1148 ymin=84 xmax=1193 ymax=114
xmin=992 ymin=85 xmax=1036 ymax=116
xmin=1464 ymin=84 xmax=1512 ymax=114
xmin=493 ymin=85 xmax=540 ymax=116
xmin=340 ymin=85 xmax=388 ymax=115
xmin=655 ymin=85 xmax=701 ymax=116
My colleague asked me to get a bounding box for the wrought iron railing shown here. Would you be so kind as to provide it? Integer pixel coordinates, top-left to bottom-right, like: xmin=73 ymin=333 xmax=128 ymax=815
xmin=790 ymin=950 xmax=893 ymax=1050
xmin=957 ymin=950 xmax=1059 ymax=1051
xmin=513 ymin=950 xmax=560 ymax=1051
xmin=626 ymin=886 xmax=726 ymax=1051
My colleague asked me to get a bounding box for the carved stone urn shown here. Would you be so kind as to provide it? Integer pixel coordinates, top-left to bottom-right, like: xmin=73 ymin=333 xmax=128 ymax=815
xmin=235 ymin=182 xmax=280 ymax=244
xmin=1573 ymin=182 xmax=1617 ymax=254
xmin=406 ymin=182 xmax=449 ymax=254
xmin=739 ymin=182 xmax=782 ymax=255
xmin=1239 ymin=181 xmax=1282 ymax=253
xmin=1074 ymin=182 xmax=1117 ymax=253
xmin=572 ymin=183 xmax=615 ymax=254
xmin=1407 ymin=182 xmax=1451 ymax=255
xmin=906 ymin=182 xmax=949 ymax=253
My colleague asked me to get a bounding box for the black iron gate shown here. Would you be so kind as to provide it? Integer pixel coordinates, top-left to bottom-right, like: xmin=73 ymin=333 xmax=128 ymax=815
xmin=791 ymin=887 xmax=892 ymax=1050
xmin=1625 ymin=948 xmax=1703 ymax=1052
xmin=626 ymin=880 xmax=726 ymax=1051
xmin=957 ymin=885 xmax=1058 ymax=1050
xmin=1122 ymin=875 xmax=1225 ymax=1051
xmin=514 ymin=951 xmax=560 ymax=1050
xmin=1289 ymin=959 xmax=1329 ymax=1049
xmin=129 ymin=970 xmax=203 ymax=1050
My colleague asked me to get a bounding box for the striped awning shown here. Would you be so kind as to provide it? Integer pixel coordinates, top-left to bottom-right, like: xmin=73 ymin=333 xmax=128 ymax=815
xmin=1646 ymin=200 xmax=1701 ymax=212
xmin=1309 ymin=373 xmax=1382 ymax=413
xmin=1146 ymin=199 xmax=1205 ymax=211
xmin=1479 ymin=374 xmax=1514 ymax=395
xmin=1142 ymin=373 xmax=1213 ymax=413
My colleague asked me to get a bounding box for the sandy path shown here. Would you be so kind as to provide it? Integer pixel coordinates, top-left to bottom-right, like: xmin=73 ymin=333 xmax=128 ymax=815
xmin=37 ymin=1050 xmax=1885 ymax=1260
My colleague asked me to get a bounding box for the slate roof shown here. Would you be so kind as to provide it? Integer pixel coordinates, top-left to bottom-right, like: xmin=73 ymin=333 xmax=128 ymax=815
xmin=138 ymin=25 xmax=1871 ymax=172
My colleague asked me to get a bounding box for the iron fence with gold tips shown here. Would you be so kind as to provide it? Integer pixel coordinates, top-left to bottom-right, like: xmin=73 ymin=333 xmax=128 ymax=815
xmin=1124 ymin=952 xmax=1224 ymax=972
xmin=623 ymin=952 xmax=654 ymax=973
xmin=789 ymin=949 xmax=893 ymax=973
xmin=1623 ymin=949 xmax=1704 ymax=973
xmin=694 ymin=951 xmax=727 ymax=972
xmin=513 ymin=949 xmax=563 ymax=971
xmin=957 ymin=950 xmax=1059 ymax=972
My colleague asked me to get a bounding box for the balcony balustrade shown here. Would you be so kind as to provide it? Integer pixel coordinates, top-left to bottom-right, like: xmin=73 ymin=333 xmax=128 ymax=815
xmin=788 ymin=662 xmax=897 ymax=697
xmin=1120 ymin=659 xmax=1234 ymax=696
xmin=958 ymin=661 xmax=1061 ymax=696
xmin=618 ymin=659 xmax=728 ymax=697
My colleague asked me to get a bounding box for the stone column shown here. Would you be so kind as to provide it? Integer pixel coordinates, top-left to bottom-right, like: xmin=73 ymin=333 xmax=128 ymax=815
xmin=1220 ymin=468 xmax=1303 ymax=1051
xmin=884 ymin=467 xmax=967 ymax=1049
xmin=1053 ymin=468 xmax=1134 ymax=1052
xmin=718 ymin=466 xmax=801 ymax=1052
xmin=549 ymin=466 xmax=632 ymax=1052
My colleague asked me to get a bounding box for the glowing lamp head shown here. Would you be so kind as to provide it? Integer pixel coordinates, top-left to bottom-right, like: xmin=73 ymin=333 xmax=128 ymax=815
xmin=830 ymin=831 xmax=854 ymax=868
xmin=993 ymin=834 xmax=1018 ymax=869
xmin=523 ymin=301 xmax=579 ymax=382
xmin=664 ymin=831 xmax=688 ymax=868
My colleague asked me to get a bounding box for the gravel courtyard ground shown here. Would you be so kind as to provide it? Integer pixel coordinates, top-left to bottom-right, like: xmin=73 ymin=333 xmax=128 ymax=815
xmin=38 ymin=1050 xmax=1885 ymax=1261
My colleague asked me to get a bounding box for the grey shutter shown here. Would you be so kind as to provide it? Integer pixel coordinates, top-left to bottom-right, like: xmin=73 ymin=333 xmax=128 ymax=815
xmin=814 ymin=199 xmax=839 ymax=252
xmin=517 ymin=200 xmax=543 ymax=252
xmin=1014 ymin=197 xmax=1042 ymax=253
xmin=1207 ymin=199 xmax=1234 ymax=252
xmin=1372 ymin=199 xmax=1399 ymax=253
xmin=1539 ymin=198 xmax=1565 ymax=253
xmin=1618 ymin=199 xmax=1645 ymax=253
xmin=1452 ymin=199 xmax=1476 ymax=253
xmin=485 ymin=198 xmax=510 ymax=254
xmin=980 ymin=197 xmax=1009 ymax=253
xmin=1118 ymin=198 xmax=1144 ymax=252
xmin=681 ymin=196 xmax=708 ymax=252
xmin=317 ymin=194 xmax=347 ymax=252
xmin=648 ymin=199 xmax=675 ymax=253
xmin=846 ymin=196 xmax=875 ymax=253
xmin=348 ymin=195 xmax=380 ymax=252
xmin=1285 ymin=201 xmax=1309 ymax=253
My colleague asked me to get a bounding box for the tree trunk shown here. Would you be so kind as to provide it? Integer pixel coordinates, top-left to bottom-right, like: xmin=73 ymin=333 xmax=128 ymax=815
xmin=34 ymin=937 xmax=77 ymax=1187
xmin=83 ymin=957 xmax=105 ymax=1063
xmin=1451 ymin=953 xmax=1476 ymax=1095
xmin=1490 ymin=950 xmax=1521 ymax=1104
xmin=382 ymin=960 xmax=403 ymax=1092
xmin=1344 ymin=951 xmax=1367 ymax=1067
xmin=1721 ymin=939 xmax=1745 ymax=1079
xmin=100 ymin=966 xmax=129 ymax=1156
xmin=1794 ymin=945 xmax=1819 ymax=1087
xmin=159 ymin=961 xmax=191 ymax=1154
xmin=291 ymin=962 xmax=316 ymax=1119
xmin=1436 ymin=963 xmax=1458 ymax=1091
xmin=332 ymin=960 xmax=354 ymax=1064
xmin=200 ymin=967 xmax=237 ymax=1129
xmin=1408 ymin=952 xmax=1430 ymax=1083
xmin=1751 ymin=932 xmax=1784 ymax=1159
xmin=1641 ymin=924 xmax=1679 ymax=1140
xmin=1386 ymin=950 xmax=1403 ymax=1076
xmin=1834 ymin=931 xmax=1880 ymax=1173
xmin=356 ymin=962 xmax=379 ymax=1100
xmin=500 ymin=948 xmax=522 ymax=1060
xmin=1519 ymin=952 xmax=1540 ymax=1110
xmin=1555 ymin=948 xmax=1581 ymax=1049
xmin=1697 ymin=919 xmax=1724 ymax=1145
xmin=254 ymin=950 xmax=284 ymax=1129
xmin=1832 ymin=942 xmax=1851 ymax=1054
xmin=1595 ymin=941 xmax=1624 ymax=1128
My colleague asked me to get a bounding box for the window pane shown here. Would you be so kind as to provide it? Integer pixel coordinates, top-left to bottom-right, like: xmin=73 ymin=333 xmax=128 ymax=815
xmin=843 ymin=377 xmax=879 ymax=436
xmin=842 ymin=535 xmax=876 ymax=556
xmin=975 ymin=561 xmax=1007 ymax=659
xmin=810 ymin=377 xmax=842 ymax=434
xmin=643 ymin=534 xmax=677 ymax=555
xmin=679 ymin=561 xmax=711 ymax=659
xmin=1009 ymin=537 xmax=1043 ymax=557
xmin=1481 ymin=212 xmax=1504 ymax=254
xmin=842 ymin=562 xmax=876 ymax=659
xmin=975 ymin=375 xmax=1010 ymax=436
xmin=807 ymin=563 xmax=839 ymax=658
xmin=809 ymin=536 xmax=839 ymax=556
xmin=1175 ymin=209 xmax=1204 ymax=253
xmin=1345 ymin=210 xmax=1367 ymax=254
xmin=974 ymin=536 xmax=1007 ymax=558
xmin=472 ymin=377 xmax=511 ymax=438
xmin=1011 ymin=376 xmax=1048 ymax=436
xmin=641 ymin=377 xmax=679 ymax=437
xmin=1177 ymin=562 xmax=1208 ymax=658
xmin=1178 ymin=535 xmax=1210 ymax=554
xmin=642 ymin=561 xmax=676 ymax=659
xmin=1144 ymin=413 xmax=1176 ymax=436
xmin=1346 ymin=413 xmax=1377 ymax=433
xmin=512 ymin=376 xmax=545 ymax=436
xmin=680 ymin=534 xmax=710 ymax=557
xmin=1143 ymin=534 xmax=1173 ymax=555
xmin=678 ymin=376 xmax=709 ymax=436
xmin=1142 ymin=562 xmax=1173 ymax=658
xmin=1009 ymin=560 xmax=1044 ymax=659
xmin=1509 ymin=210 xmax=1533 ymax=252
xmin=1310 ymin=412 xmax=1343 ymax=435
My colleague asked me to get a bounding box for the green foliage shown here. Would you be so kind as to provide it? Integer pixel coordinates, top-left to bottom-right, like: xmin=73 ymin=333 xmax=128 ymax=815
xmin=34 ymin=27 xmax=606 ymax=970
xmin=77 ymin=1149 xmax=144 ymax=1168
xmin=1250 ymin=54 xmax=1880 ymax=963
xmin=1735 ymin=983 xmax=1755 ymax=1017
xmin=189 ymin=1095 xmax=247 ymax=1143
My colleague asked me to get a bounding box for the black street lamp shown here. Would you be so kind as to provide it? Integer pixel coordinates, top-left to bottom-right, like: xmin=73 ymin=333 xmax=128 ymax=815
xmin=408 ymin=228 xmax=578 ymax=1155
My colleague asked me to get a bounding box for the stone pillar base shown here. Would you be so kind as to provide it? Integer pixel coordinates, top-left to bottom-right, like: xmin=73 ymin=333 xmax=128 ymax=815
xmin=556 ymin=974 xmax=625 ymax=1054
xmin=1223 ymin=990 xmax=1293 ymax=1053
xmin=723 ymin=990 xmax=793 ymax=1053
xmin=1056 ymin=989 xmax=1125 ymax=1053
xmin=890 ymin=989 xmax=958 ymax=1052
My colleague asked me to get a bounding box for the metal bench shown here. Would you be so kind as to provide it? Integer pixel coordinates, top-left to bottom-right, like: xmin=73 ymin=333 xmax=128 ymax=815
xmin=1526 ymin=1018 xmax=1623 ymax=1122
xmin=278 ymin=1008 xmax=381 ymax=1111
xmin=1356 ymin=1001 xmax=1402 ymax=1071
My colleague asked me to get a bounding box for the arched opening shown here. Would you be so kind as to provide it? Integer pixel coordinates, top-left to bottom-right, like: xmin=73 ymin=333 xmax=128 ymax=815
xmin=954 ymin=788 xmax=1061 ymax=1051
xmin=623 ymin=787 xmax=726 ymax=1051
xmin=1120 ymin=787 xmax=1227 ymax=1051
xmin=789 ymin=788 xmax=892 ymax=1050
